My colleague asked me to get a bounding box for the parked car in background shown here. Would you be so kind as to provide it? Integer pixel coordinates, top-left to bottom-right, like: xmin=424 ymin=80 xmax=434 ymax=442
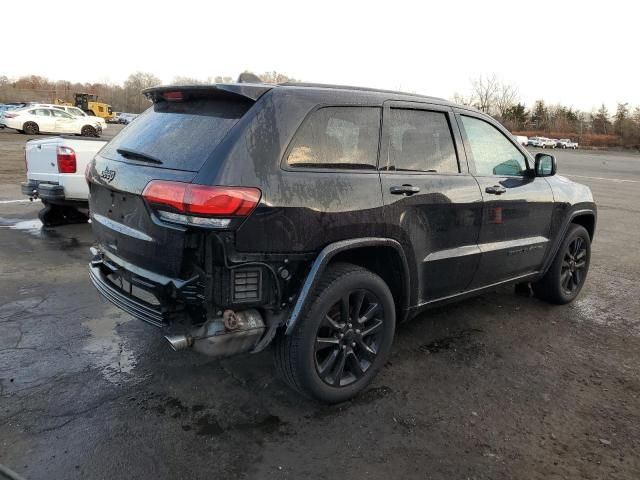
xmin=2 ymin=106 xmax=102 ymax=136
xmin=527 ymin=137 xmax=545 ymax=147
xmin=30 ymin=104 xmax=108 ymax=131
xmin=0 ymin=105 xmax=17 ymax=128
xmin=542 ymin=138 xmax=557 ymax=149
xmin=514 ymin=135 xmax=528 ymax=146
xmin=22 ymin=136 xmax=107 ymax=226
xmin=107 ymin=112 xmax=121 ymax=124
xmin=86 ymin=82 xmax=597 ymax=403
xmin=117 ymin=112 xmax=138 ymax=124
xmin=0 ymin=103 xmax=34 ymax=128
xmin=556 ymin=138 xmax=579 ymax=149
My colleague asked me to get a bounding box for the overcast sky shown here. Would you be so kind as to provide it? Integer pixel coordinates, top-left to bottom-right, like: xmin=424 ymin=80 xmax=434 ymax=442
xmin=3 ymin=0 xmax=637 ymax=112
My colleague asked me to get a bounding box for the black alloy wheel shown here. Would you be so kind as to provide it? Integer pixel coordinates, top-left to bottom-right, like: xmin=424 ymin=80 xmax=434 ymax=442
xmin=314 ymin=289 xmax=384 ymax=387
xmin=560 ymin=236 xmax=588 ymax=295
xmin=533 ymin=224 xmax=591 ymax=304
xmin=275 ymin=262 xmax=396 ymax=403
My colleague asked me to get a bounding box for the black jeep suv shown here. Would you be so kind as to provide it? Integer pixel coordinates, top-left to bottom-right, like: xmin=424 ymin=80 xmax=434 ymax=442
xmin=87 ymin=82 xmax=596 ymax=403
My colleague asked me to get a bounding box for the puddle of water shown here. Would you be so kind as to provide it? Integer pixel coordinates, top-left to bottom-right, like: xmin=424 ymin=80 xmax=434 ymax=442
xmin=10 ymin=219 xmax=44 ymax=235
xmin=0 ymin=217 xmax=45 ymax=236
xmin=82 ymin=316 xmax=137 ymax=383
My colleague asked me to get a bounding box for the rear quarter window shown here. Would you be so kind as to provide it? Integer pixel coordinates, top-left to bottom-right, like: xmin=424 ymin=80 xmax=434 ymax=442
xmin=286 ymin=106 xmax=381 ymax=170
xmin=100 ymin=98 xmax=252 ymax=171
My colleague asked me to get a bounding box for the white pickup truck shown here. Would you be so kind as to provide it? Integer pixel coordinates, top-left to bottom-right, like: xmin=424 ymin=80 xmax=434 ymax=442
xmin=22 ymin=136 xmax=107 ymax=226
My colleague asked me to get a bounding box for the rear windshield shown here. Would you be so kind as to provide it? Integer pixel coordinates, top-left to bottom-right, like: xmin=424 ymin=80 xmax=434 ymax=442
xmin=100 ymin=98 xmax=252 ymax=171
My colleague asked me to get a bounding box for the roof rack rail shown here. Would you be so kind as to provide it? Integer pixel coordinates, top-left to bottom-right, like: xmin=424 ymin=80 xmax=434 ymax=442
xmin=278 ymin=82 xmax=446 ymax=101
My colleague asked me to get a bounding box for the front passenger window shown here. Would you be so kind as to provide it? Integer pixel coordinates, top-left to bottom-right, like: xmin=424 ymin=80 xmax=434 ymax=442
xmin=461 ymin=115 xmax=527 ymax=176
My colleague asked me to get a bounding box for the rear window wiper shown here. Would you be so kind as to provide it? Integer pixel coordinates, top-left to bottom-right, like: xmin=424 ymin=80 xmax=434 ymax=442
xmin=116 ymin=147 xmax=163 ymax=165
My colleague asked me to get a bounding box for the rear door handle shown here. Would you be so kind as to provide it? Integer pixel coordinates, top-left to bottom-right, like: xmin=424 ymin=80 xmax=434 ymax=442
xmin=390 ymin=185 xmax=420 ymax=196
xmin=485 ymin=185 xmax=507 ymax=195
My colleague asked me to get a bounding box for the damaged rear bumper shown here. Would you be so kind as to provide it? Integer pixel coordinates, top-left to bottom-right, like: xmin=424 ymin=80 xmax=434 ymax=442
xmin=89 ymin=247 xmax=203 ymax=327
xmin=89 ymin=247 xmax=270 ymax=357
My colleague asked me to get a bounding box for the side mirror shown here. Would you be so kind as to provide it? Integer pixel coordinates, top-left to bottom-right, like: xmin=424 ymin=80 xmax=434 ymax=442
xmin=534 ymin=153 xmax=556 ymax=177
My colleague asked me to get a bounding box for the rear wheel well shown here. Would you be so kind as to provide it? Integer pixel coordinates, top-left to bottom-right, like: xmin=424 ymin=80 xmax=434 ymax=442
xmin=330 ymin=246 xmax=408 ymax=321
xmin=571 ymin=214 xmax=595 ymax=239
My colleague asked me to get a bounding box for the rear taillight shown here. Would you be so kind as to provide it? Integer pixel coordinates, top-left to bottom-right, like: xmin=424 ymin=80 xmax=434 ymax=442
xmin=4 ymin=113 xmax=18 ymax=119
xmin=57 ymin=146 xmax=76 ymax=173
xmin=142 ymin=180 xmax=261 ymax=228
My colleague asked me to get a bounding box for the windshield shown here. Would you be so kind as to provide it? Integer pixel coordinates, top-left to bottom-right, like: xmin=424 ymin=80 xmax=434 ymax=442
xmin=100 ymin=98 xmax=252 ymax=171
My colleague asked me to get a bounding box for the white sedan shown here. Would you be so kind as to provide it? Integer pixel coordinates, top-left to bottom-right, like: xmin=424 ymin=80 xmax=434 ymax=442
xmin=2 ymin=106 xmax=103 ymax=137
xmin=35 ymin=104 xmax=108 ymax=131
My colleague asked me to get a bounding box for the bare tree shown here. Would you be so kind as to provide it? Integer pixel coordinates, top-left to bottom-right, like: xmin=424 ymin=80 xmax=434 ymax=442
xmin=212 ymin=76 xmax=233 ymax=84
xmin=259 ymin=71 xmax=296 ymax=84
xmin=451 ymin=91 xmax=475 ymax=106
xmin=124 ymin=72 xmax=161 ymax=113
xmin=495 ymin=83 xmax=519 ymax=120
xmin=172 ymin=76 xmax=205 ymax=85
xmin=471 ymin=74 xmax=500 ymax=113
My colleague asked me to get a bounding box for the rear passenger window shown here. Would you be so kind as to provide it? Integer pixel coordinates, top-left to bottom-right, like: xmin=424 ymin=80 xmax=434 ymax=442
xmin=385 ymin=109 xmax=459 ymax=173
xmin=287 ymin=107 xmax=381 ymax=169
xmin=33 ymin=109 xmax=51 ymax=117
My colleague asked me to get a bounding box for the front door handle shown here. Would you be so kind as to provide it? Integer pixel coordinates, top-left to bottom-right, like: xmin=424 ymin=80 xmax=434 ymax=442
xmin=390 ymin=184 xmax=420 ymax=196
xmin=485 ymin=185 xmax=507 ymax=195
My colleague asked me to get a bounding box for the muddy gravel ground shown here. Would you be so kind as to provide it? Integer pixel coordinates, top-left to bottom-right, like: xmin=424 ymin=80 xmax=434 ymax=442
xmin=0 ymin=131 xmax=639 ymax=479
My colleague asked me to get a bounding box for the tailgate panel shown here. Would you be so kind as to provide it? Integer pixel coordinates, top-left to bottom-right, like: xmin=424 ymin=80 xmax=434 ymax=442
xmin=90 ymin=186 xmax=187 ymax=278
xmin=88 ymin=155 xmax=198 ymax=279
xmin=25 ymin=139 xmax=59 ymax=182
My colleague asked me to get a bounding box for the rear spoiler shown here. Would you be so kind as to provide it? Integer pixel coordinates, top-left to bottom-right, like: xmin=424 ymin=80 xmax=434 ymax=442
xmin=143 ymin=84 xmax=273 ymax=103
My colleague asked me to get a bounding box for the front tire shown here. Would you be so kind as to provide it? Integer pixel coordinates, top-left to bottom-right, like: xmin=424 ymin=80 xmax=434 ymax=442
xmin=81 ymin=125 xmax=97 ymax=137
xmin=23 ymin=122 xmax=39 ymax=135
xmin=533 ymin=224 xmax=591 ymax=304
xmin=275 ymin=263 xmax=396 ymax=403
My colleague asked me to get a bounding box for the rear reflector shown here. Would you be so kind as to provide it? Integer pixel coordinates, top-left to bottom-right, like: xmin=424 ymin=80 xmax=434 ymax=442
xmin=57 ymin=146 xmax=77 ymax=173
xmin=142 ymin=180 xmax=261 ymax=220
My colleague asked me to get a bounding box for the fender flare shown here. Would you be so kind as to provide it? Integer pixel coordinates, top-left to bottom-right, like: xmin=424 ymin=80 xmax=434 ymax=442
xmin=541 ymin=208 xmax=597 ymax=275
xmin=285 ymin=237 xmax=410 ymax=334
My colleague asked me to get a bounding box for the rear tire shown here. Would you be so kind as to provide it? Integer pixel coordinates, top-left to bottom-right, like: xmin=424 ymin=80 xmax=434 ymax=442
xmin=533 ymin=224 xmax=591 ymax=304
xmin=23 ymin=122 xmax=39 ymax=135
xmin=275 ymin=262 xmax=396 ymax=403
